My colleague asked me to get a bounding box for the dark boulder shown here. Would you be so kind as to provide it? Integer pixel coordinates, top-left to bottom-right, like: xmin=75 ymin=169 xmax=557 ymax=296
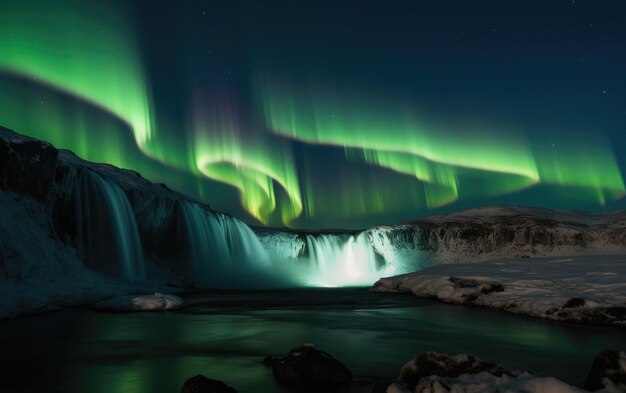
xmin=180 ymin=375 xmax=237 ymax=393
xmin=264 ymin=344 xmax=352 ymax=387
xmin=480 ymin=282 xmax=504 ymax=294
xmin=449 ymin=276 xmax=504 ymax=294
xmin=562 ymin=297 xmax=585 ymax=308
xmin=584 ymin=350 xmax=626 ymax=391
xmin=370 ymin=378 xmax=394 ymax=393
xmin=398 ymin=351 xmax=512 ymax=390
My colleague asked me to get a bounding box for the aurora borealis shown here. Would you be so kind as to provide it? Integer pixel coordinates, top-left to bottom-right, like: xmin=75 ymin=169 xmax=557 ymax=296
xmin=1 ymin=0 xmax=625 ymax=228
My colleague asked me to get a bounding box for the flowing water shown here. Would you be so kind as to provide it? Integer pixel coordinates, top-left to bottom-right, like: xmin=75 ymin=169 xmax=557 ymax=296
xmin=1 ymin=288 xmax=624 ymax=393
xmin=179 ymin=201 xmax=399 ymax=288
xmin=74 ymin=169 xmax=145 ymax=279
xmin=301 ymin=233 xmax=385 ymax=287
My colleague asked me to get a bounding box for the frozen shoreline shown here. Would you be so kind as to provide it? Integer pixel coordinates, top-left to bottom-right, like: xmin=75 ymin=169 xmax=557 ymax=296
xmin=373 ymin=255 xmax=626 ymax=327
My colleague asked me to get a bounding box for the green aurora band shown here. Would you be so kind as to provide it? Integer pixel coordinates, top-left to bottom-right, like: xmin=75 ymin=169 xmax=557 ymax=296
xmin=191 ymin=96 xmax=303 ymax=224
xmin=0 ymin=0 xmax=624 ymax=227
xmin=257 ymin=78 xmax=626 ymax=214
xmin=0 ymin=0 xmax=155 ymax=156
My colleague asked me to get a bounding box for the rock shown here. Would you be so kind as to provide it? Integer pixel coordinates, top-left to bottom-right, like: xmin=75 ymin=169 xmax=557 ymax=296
xmin=262 ymin=355 xmax=282 ymax=367
xmin=563 ymin=297 xmax=586 ymax=308
xmin=450 ymin=276 xmax=504 ymax=294
xmin=398 ymin=351 xmax=512 ymax=390
xmin=449 ymin=276 xmax=481 ymax=288
xmin=385 ymin=382 xmax=412 ymax=393
xmin=556 ymin=306 xmax=626 ymax=326
xmin=93 ymin=293 xmax=183 ymax=312
xmin=0 ymin=128 xmax=58 ymax=199
xmin=264 ymin=344 xmax=352 ymax=387
xmin=584 ymin=349 xmax=626 ymax=391
xmin=480 ymin=282 xmax=504 ymax=294
xmin=181 ymin=375 xmax=237 ymax=393
xmin=369 ymin=378 xmax=393 ymax=393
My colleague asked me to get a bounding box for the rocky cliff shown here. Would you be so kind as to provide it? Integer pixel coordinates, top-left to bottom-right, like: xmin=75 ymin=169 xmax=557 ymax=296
xmin=367 ymin=206 xmax=626 ymax=266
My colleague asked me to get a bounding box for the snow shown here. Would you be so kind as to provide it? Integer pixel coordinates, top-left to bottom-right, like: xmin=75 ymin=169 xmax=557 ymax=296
xmin=373 ymin=255 xmax=626 ymax=326
xmin=93 ymin=292 xmax=183 ymax=312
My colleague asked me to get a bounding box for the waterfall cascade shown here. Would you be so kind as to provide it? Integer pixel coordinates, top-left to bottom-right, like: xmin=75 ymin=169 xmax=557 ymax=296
xmin=300 ymin=233 xmax=385 ymax=287
xmin=179 ymin=200 xmax=414 ymax=287
xmin=179 ymin=201 xmax=274 ymax=287
xmin=72 ymin=168 xmax=146 ymax=279
xmin=255 ymin=230 xmax=416 ymax=287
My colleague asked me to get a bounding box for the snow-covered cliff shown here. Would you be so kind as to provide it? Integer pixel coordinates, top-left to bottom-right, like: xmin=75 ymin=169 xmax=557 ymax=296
xmin=366 ymin=206 xmax=626 ymax=265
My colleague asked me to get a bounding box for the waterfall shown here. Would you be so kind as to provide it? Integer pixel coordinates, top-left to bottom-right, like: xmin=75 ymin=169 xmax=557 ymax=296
xmin=367 ymin=226 xmax=429 ymax=273
xmin=216 ymin=213 xmax=271 ymax=267
xmin=74 ymin=169 xmax=146 ymax=280
xmin=179 ymin=201 xmax=417 ymax=288
xmin=257 ymin=230 xmax=397 ymax=287
xmin=180 ymin=201 xmax=231 ymax=285
xmin=299 ymin=232 xmax=385 ymax=287
xmin=179 ymin=200 xmax=274 ymax=287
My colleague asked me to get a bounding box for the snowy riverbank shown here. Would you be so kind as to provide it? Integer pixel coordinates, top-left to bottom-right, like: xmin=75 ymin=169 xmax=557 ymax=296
xmin=373 ymin=255 xmax=626 ymax=327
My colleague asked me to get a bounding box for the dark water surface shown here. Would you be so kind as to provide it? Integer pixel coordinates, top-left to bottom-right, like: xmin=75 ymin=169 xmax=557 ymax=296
xmin=1 ymin=288 xmax=625 ymax=392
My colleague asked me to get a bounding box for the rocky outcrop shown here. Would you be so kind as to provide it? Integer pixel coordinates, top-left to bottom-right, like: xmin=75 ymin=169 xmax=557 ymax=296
xmin=180 ymin=375 xmax=237 ymax=393
xmin=367 ymin=206 xmax=626 ymax=265
xmin=0 ymin=130 xmax=58 ymax=200
xmin=584 ymin=350 xmax=626 ymax=392
xmin=396 ymin=351 xmax=512 ymax=390
xmin=384 ymin=351 xmax=588 ymax=393
xmin=264 ymin=344 xmax=352 ymax=388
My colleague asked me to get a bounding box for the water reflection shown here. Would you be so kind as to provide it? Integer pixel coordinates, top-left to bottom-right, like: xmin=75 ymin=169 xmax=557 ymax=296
xmin=0 ymin=288 xmax=624 ymax=392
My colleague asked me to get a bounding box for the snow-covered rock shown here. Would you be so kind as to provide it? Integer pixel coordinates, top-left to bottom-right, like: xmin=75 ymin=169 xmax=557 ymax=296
xmin=386 ymin=352 xmax=584 ymax=393
xmin=397 ymin=351 xmax=512 ymax=387
xmin=373 ymin=255 xmax=626 ymax=326
xmin=93 ymin=292 xmax=183 ymax=312
xmin=584 ymin=350 xmax=626 ymax=392
xmin=408 ymin=372 xmax=583 ymax=393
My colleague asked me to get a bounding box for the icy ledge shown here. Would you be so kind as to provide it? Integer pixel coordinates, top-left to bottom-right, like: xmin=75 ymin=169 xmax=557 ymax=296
xmin=94 ymin=292 xmax=184 ymax=312
xmin=372 ymin=255 xmax=626 ymax=327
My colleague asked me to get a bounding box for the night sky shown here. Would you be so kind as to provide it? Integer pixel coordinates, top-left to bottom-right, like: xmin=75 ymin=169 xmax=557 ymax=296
xmin=1 ymin=0 xmax=625 ymax=228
